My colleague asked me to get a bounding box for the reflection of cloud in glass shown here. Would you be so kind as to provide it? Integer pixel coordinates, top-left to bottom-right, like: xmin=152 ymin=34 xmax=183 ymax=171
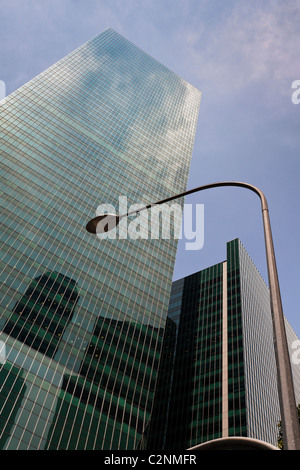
xmin=3 ymin=28 xmax=200 ymax=328
xmin=53 ymin=29 xmax=200 ymax=202
xmin=22 ymin=28 xmax=200 ymax=218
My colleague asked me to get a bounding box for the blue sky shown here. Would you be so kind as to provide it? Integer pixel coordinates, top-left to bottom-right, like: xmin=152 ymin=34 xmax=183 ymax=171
xmin=1 ymin=0 xmax=300 ymax=335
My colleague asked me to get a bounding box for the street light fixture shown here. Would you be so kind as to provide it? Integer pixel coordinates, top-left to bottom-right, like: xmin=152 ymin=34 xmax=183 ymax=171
xmin=86 ymin=181 xmax=300 ymax=450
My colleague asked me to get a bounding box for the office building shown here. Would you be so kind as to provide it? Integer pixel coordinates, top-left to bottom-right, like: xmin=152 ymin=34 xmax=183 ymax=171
xmin=0 ymin=28 xmax=201 ymax=449
xmin=148 ymin=239 xmax=300 ymax=449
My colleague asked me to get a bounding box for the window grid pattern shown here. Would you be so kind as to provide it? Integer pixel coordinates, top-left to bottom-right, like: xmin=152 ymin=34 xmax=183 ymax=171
xmin=237 ymin=239 xmax=281 ymax=445
xmin=285 ymin=319 xmax=300 ymax=405
xmin=226 ymin=239 xmax=247 ymax=437
xmin=149 ymin=265 xmax=223 ymax=450
xmin=0 ymin=28 xmax=201 ymax=449
xmin=148 ymin=239 xmax=297 ymax=449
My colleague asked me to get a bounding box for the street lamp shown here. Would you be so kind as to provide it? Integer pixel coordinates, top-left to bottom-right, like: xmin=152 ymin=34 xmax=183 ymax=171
xmin=86 ymin=181 xmax=300 ymax=450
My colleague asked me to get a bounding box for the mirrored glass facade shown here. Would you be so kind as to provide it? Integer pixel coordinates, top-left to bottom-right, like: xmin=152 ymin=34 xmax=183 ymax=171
xmin=0 ymin=28 xmax=201 ymax=449
xmin=148 ymin=239 xmax=300 ymax=449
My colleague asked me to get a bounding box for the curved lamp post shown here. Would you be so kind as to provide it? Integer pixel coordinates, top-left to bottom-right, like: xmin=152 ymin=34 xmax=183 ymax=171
xmin=86 ymin=181 xmax=300 ymax=450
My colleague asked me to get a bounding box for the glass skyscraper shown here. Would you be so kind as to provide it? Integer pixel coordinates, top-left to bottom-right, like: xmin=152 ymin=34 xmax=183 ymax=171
xmin=0 ymin=28 xmax=201 ymax=449
xmin=148 ymin=239 xmax=300 ymax=449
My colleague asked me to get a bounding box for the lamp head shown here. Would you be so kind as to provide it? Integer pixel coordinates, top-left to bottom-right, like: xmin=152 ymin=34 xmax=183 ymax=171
xmin=86 ymin=214 xmax=120 ymax=234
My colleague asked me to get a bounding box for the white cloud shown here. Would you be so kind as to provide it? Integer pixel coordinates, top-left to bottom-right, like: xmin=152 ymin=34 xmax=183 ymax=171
xmin=179 ymin=1 xmax=300 ymax=102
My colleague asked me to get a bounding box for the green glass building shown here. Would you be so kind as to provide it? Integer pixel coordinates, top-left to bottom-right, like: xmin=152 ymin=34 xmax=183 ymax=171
xmin=0 ymin=28 xmax=201 ymax=449
xmin=148 ymin=239 xmax=300 ymax=449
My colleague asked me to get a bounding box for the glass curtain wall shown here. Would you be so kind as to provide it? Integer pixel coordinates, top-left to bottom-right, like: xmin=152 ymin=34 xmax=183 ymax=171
xmin=0 ymin=28 xmax=201 ymax=449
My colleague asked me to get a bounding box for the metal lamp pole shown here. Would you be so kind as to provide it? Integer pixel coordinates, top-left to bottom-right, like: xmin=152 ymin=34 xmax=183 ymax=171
xmin=86 ymin=181 xmax=300 ymax=450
